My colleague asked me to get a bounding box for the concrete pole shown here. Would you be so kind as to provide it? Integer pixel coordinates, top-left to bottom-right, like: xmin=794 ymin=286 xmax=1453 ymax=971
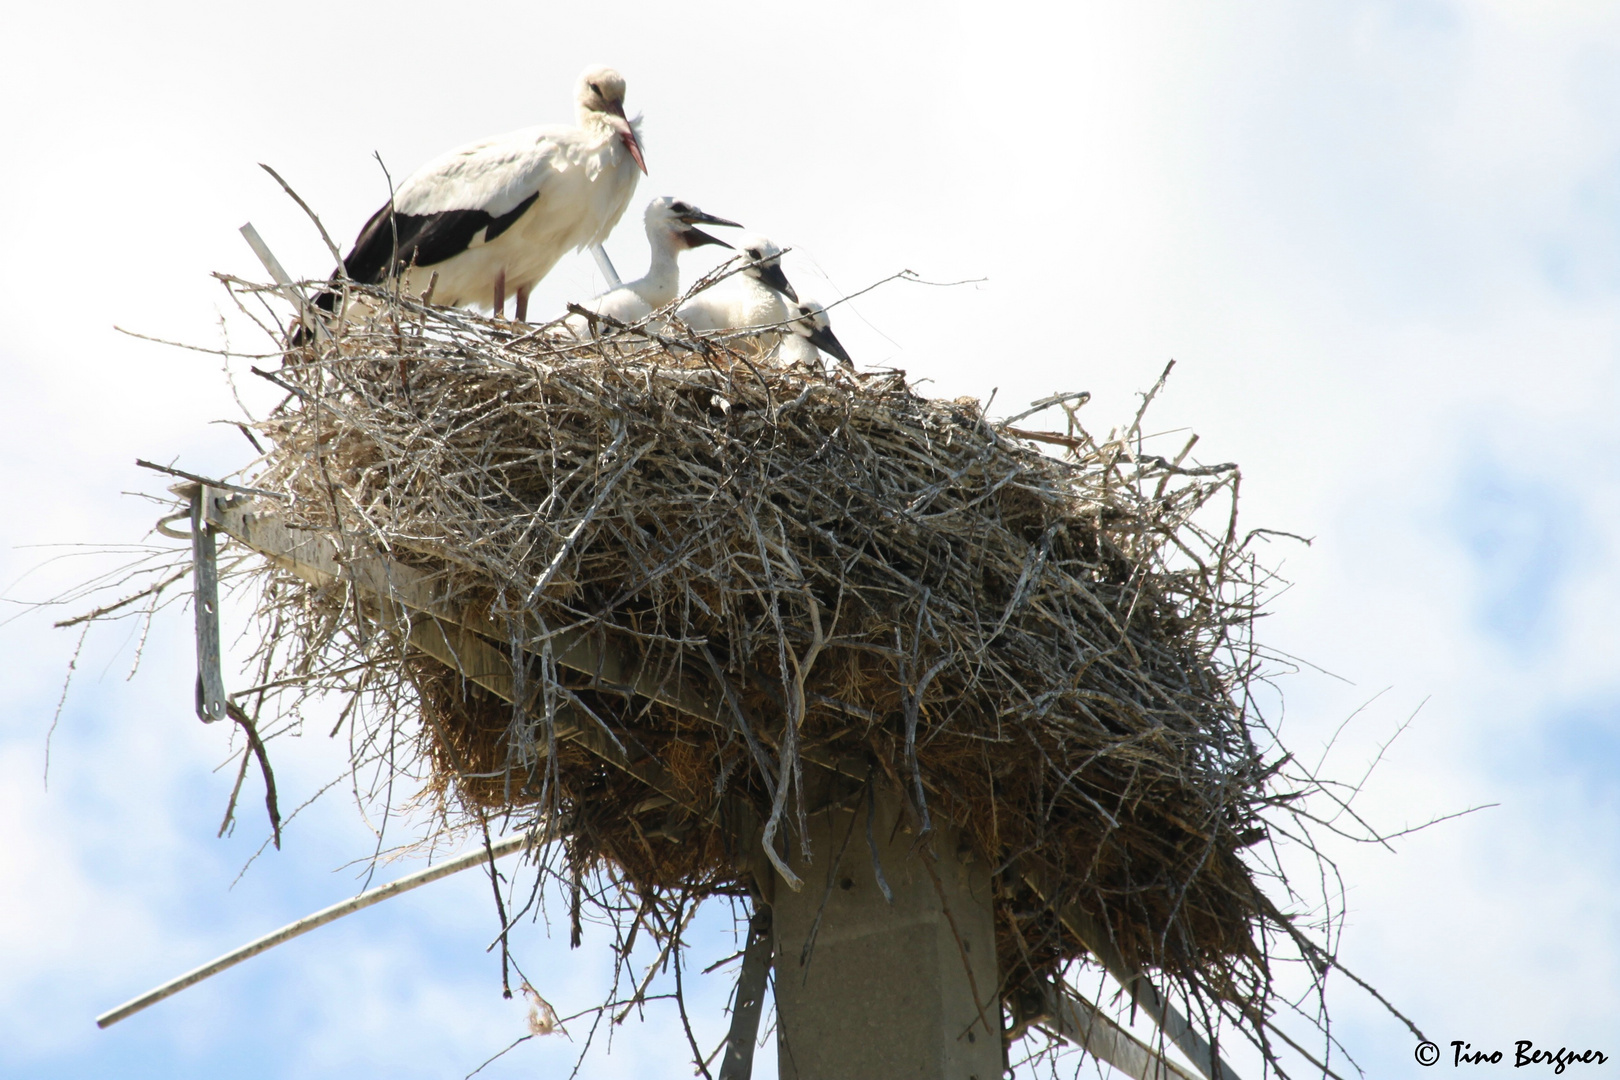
xmin=770 ymin=781 xmax=1002 ymax=1080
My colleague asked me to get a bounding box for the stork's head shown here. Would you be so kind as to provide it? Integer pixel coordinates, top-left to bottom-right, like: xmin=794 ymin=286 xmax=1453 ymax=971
xmin=576 ymin=65 xmax=647 ymax=174
xmin=791 ymin=299 xmax=853 ymax=368
xmin=645 ymin=197 xmax=741 ymax=251
xmin=735 ymin=236 xmax=798 ymax=302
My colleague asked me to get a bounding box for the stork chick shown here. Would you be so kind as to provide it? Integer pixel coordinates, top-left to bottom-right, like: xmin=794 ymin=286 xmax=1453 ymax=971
xmin=676 ymin=235 xmax=799 ymax=347
xmin=582 ymin=197 xmax=741 ymax=324
xmin=780 ymin=299 xmax=853 ymax=369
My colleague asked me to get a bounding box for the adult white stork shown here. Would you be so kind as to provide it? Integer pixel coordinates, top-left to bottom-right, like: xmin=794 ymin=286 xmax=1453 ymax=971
xmin=313 ymin=64 xmax=646 ymax=325
xmin=676 ymin=235 xmax=798 ymax=341
xmin=780 ymin=299 xmax=853 ymax=369
xmin=579 ymin=197 xmax=741 ymax=325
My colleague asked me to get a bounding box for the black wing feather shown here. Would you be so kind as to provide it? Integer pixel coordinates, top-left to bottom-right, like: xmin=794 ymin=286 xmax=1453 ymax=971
xmin=298 ymin=190 xmax=541 ymax=339
xmin=340 ymin=191 xmax=541 ymax=284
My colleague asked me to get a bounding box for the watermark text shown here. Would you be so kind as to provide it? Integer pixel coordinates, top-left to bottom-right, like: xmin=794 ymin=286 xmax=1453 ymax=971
xmin=1413 ymin=1039 xmax=1610 ymax=1073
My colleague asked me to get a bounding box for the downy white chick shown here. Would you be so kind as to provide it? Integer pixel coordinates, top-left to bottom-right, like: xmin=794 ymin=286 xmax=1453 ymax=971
xmin=582 ymin=197 xmax=740 ymax=325
xmin=779 ymin=298 xmax=853 ymax=369
xmin=676 ymin=235 xmax=798 ymax=345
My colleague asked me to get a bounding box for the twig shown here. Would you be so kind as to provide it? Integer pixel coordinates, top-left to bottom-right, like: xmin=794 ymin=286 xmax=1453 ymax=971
xmin=1002 ymin=390 xmax=1091 ymax=426
xmin=225 ymin=702 xmax=281 ymax=848
xmin=134 ymin=459 xmax=288 ymax=501
xmin=259 ymin=163 xmax=345 ymax=266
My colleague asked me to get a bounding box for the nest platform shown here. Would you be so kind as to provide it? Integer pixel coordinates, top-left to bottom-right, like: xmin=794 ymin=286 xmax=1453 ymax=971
xmin=206 ymin=281 xmax=1307 ymax=1052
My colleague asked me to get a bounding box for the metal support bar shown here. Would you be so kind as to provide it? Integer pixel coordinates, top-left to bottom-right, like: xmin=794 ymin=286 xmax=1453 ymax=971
xmin=241 ymin=221 xmax=329 ymax=344
xmin=1043 ymin=986 xmax=1199 ymax=1080
xmin=718 ymin=905 xmax=774 ymax=1080
xmin=201 ymin=495 xmax=688 ymax=802
xmin=205 ymin=497 xmax=874 ymax=794
xmin=189 ymin=486 xmax=226 ymax=722
xmin=590 ymin=242 xmax=622 ymax=289
xmin=1019 ymin=867 xmax=1242 ymax=1080
xmin=206 ymin=496 xmax=718 ymax=724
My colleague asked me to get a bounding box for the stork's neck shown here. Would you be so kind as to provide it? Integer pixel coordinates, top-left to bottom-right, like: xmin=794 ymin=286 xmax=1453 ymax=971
xmin=618 ymin=228 xmax=680 ymax=308
xmin=575 ymin=111 xmax=624 ymax=159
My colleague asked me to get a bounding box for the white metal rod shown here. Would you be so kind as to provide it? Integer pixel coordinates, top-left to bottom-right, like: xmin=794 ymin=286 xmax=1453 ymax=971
xmin=590 ymin=242 xmax=622 ymax=289
xmin=241 ymin=222 xmax=330 ymax=344
xmin=240 ymin=222 xmax=300 ymax=298
xmin=96 ymin=834 xmax=528 ymax=1029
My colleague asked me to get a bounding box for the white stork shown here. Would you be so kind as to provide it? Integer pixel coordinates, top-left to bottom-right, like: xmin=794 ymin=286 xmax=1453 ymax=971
xmin=676 ymin=235 xmax=799 ymax=342
xmin=780 ymin=299 xmax=853 ymax=369
xmin=315 ymin=64 xmax=646 ymax=324
xmin=579 ymin=197 xmax=741 ymax=325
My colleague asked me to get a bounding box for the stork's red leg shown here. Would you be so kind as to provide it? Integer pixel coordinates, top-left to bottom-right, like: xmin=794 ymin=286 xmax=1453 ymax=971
xmin=493 ymin=270 xmax=506 ymax=318
xmin=514 ymin=286 xmax=530 ymax=323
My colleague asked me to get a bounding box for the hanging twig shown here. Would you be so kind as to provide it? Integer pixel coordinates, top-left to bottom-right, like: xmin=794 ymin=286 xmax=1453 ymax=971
xmin=225 ymin=702 xmax=281 ymax=848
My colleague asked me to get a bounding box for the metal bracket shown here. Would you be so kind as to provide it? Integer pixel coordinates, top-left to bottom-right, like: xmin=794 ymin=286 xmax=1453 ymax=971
xmin=189 ymin=485 xmax=227 ymax=723
xmin=1018 ymin=867 xmax=1243 ymax=1080
xmin=1038 ymin=983 xmax=1200 ymax=1080
xmin=718 ymin=905 xmax=773 ymax=1080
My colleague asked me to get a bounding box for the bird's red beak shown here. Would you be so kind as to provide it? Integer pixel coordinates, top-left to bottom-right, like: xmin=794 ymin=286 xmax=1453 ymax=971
xmin=607 ymin=109 xmax=648 ymax=175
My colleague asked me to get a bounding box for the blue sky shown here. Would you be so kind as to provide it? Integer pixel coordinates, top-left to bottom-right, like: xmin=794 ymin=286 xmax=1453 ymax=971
xmin=1448 ymin=446 xmax=1578 ymax=645
xmin=3 ymin=2 xmax=1619 ymax=1077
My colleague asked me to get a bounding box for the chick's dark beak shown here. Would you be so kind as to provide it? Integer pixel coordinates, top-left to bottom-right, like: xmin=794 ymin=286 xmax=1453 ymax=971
xmin=757 ymin=260 xmax=798 ymax=303
xmin=679 ymin=208 xmax=743 ymax=230
xmin=808 ymin=322 xmax=853 ymax=367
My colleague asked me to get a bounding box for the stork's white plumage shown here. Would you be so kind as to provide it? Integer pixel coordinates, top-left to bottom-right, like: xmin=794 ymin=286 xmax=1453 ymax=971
xmin=581 ymin=197 xmax=741 ymax=324
xmin=677 ymin=236 xmax=798 ymax=342
xmin=779 ymin=299 xmax=853 ymax=369
xmin=317 ymin=65 xmax=647 ymax=323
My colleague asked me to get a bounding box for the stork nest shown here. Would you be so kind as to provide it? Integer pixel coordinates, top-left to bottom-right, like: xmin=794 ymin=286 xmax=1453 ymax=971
xmin=130 ymin=276 xmax=1340 ymax=1059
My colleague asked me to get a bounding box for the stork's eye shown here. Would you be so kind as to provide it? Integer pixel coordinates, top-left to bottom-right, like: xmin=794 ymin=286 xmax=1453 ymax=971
xmin=589 ymin=82 xmax=602 ymax=94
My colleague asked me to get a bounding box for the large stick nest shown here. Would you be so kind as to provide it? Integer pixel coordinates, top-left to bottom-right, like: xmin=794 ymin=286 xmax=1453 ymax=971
xmin=230 ymin=279 xmax=1301 ymax=1030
